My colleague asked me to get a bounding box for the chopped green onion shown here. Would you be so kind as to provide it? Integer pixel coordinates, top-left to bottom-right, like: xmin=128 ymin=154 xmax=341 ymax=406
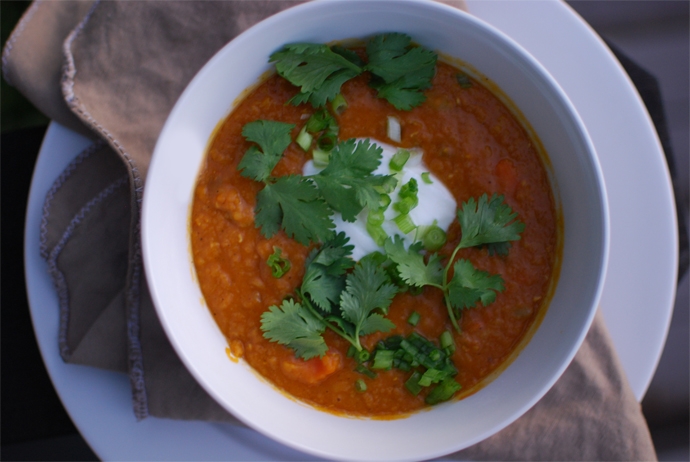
xmin=368 ymin=209 xmax=385 ymax=226
xmin=393 ymin=213 xmax=416 ymax=234
xmin=357 ymin=349 xmax=370 ymax=363
xmin=306 ymin=108 xmax=337 ymax=133
xmin=425 ymin=377 xmax=462 ymax=405
xmin=405 ymin=371 xmax=424 ymax=396
xmin=374 ymin=176 xmax=398 ymax=194
xmin=456 ymin=73 xmax=472 ymax=89
xmin=418 ymin=368 xmax=448 ymax=387
xmin=440 ymin=331 xmax=455 ymax=354
xmin=331 ymin=93 xmax=348 ymax=114
xmin=317 ymin=132 xmax=337 ymax=152
xmin=379 ymin=193 xmax=391 ymax=210
xmin=393 ymin=196 xmax=418 ymax=215
xmin=347 ymin=345 xmax=357 ymax=358
xmin=355 ymin=379 xmax=367 ymax=392
xmin=366 ymin=221 xmax=389 ymax=247
xmin=397 ymin=360 xmax=411 ymax=371
xmin=393 ymin=178 xmax=419 ymax=215
xmin=296 ymin=126 xmax=313 ymax=152
xmin=400 ymin=338 xmax=419 ymax=358
xmin=266 ymin=247 xmax=291 ymax=278
xmin=372 ymin=349 xmax=395 ymax=370
xmin=421 ymin=172 xmax=433 ymax=184
xmin=421 ymin=225 xmax=447 ymax=251
xmin=382 ymin=335 xmax=404 ymax=350
xmin=389 ymin=149 xmax=410 ymax=172
xmin=355 ymin=364 xmax=377 ymax=379
xmin=312 ymin=148 xmax=331 ymax=167
xmin=387 ymin=116 xmax=401 ymax=142
xmin=407 ymin=311 xmax=421 ymax=326
xmin=399 ymin=177 xmax=418 ymax=199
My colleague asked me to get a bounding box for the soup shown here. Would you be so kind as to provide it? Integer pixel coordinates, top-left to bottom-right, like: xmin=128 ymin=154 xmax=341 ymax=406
xmin=190 ymin=35 xmax=558 ymax=417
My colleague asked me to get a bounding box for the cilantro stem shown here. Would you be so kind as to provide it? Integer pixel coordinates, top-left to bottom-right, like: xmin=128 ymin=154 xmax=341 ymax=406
xmin=442 ymin=242 xmax=465 ymax=331
xmin=297 ymin=289 xmax=363 ymax=351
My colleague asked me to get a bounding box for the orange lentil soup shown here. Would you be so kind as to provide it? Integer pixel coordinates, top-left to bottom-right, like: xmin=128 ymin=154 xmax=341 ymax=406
xmin=191 ymin=60 xmax=558 ymax=417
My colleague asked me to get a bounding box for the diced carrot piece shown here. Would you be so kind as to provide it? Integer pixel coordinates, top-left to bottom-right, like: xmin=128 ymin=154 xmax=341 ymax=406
xmin=281 ymin=349 xmax=343 ymax=385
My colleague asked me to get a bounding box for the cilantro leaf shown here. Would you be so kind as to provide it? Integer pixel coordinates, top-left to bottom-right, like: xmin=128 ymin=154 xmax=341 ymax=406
xmin=301 ymin=263 xmax=346 ymax=313
xmin=447 ymin=259 xmax=505 ymax=311
xmin=238 ymin=120 xmax=295 ymax=181
xmin=331 ymin=45 xmax=366 ymax=68
xmin=339 ymin=259 xmax=397 ymax=337
xmin=313 ymin=139 xmax=395 ymax=221
xmin=384 ymin=236 xmax=443 ymax=288
xmin=260 ymin=299 xmax=328 ymax=359
xmin=255 ymin=175 xmax=335 ymax=245
xmin=308 ymin=231 xmax=355 ymax=276
xmin=359 ymin=313 xmax=395 ymax=336
xmin=301 ymin=233 xmax=354 ymax=312
xmin=270 ymin=43 xmax=363 ymax=107
xmin=457 ymin=193 xmax=525 ymax=250
xmin=365 ymin=33 xmax=437 ymax=110
xmin=486 ymin=241 xmax=513 ymax=257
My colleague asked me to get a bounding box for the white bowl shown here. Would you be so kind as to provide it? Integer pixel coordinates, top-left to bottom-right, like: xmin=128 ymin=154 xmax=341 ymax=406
xmin=142 ymin=1 xmax=609 ymax=460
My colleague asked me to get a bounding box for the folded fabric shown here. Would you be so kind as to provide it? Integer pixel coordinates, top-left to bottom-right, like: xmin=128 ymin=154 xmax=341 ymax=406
xmin=4 ymin=0 xmax=657 ymax=459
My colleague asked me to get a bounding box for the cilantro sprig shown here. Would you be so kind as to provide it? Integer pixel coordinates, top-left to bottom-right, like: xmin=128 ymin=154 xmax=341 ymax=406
xmin=365 ymin=33 xmax=437 ymax=110
xmin=261 ymin=233 xmax=398 ymax=359
xmin=270 ymin=33 xmax=437 ymax=110
xmin=238 ymin=120 xmax=295 ymax=182
xmin=270 ymin=43 xmax=363 ymax=107
xmin=239 ymin=120 xmax=395 ymax=244
xmin=384 ymin=194 xmax=523 ymax=330
xmin=457 ymin=193 xmax=526 ymax=255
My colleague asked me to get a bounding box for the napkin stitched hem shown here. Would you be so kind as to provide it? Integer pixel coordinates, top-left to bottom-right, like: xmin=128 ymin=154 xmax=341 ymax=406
xmin=61 ymin=0 xmax=149 ymax=420
xmin=1 ymin=0 xmax=40 ymax=87
xmin=40 ymin=139 xmax=104 ymax=259
xmin=42 ymin=153 xmax=129 ymax=361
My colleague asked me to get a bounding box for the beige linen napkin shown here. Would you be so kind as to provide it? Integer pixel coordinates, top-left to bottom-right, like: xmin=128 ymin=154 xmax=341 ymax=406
xmin=5 ymin=1 xmax=657 ymax=459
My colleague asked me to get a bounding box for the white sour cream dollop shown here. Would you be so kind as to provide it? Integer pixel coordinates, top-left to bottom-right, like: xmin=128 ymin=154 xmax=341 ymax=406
xmin=303 ymin=139 xmax=457 ymax=260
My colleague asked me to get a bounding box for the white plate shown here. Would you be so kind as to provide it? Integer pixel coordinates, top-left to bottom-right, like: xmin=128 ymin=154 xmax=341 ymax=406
xmin=24 ymin=0 xmax=677 ymax=459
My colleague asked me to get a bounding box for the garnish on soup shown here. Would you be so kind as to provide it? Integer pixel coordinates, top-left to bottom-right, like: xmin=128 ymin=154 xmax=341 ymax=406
xmin=190 ymin=33 xmax=558 ymax=417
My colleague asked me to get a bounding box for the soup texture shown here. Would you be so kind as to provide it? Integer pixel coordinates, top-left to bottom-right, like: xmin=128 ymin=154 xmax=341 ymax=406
xmin=191 ymin=36 xmax=558 ymax=417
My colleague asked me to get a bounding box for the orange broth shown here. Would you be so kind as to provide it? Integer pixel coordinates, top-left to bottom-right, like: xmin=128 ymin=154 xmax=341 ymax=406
xmin=190 ymin=60 xmax=558 ymax=417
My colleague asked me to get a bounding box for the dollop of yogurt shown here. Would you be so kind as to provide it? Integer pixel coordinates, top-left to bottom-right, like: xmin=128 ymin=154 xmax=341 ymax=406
xmin=303 ymin=139 xmax=457 ymax=260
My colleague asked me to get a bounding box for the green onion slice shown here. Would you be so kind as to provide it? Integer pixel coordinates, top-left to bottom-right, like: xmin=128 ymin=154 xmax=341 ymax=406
xmin=405 ymin=371 xmax=424 ymax=396
xmin=355 ymin=364 xmax=377 ymax=379
xmin=317 ymin=132 xmax=337 ymax=152
xmin=425 ymin=377 xmax=462 ymax=404
xmin=331 ymin=93 xmax=348 ymax=114
xmin=266 ymin=247 xmax=291 ymax=278
xmin=312 ymin=148 xmax=331 ymax=167
xmin=456 ymin=73 xmax=472 ymax=89
xmin=440 ymin=331 xmax=455 ymax=354
xmin=295 ymin=126 xmax=313 ymax=152
xmin=366 ymin=221 xmax=388 ymax=247
xmin=421 ymin=225 xmax=447 ymax=251
xmin=306 ymin=108 xmax=338 ymax=134
xmin=389 ymin=149 xmax=410 ymax=172
xmin=372 ymin=349 xmax=395 ymax=370
xmin=393 ymin=213 xmax=416 ymax=234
